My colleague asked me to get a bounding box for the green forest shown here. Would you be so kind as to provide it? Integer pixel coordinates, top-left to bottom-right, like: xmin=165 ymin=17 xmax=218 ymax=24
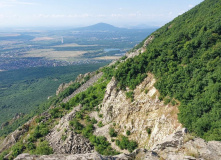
xmin=112 ymin=0 xmax=221 ymax=140
xmin=0 ymin=63 xmax=107 ymax=136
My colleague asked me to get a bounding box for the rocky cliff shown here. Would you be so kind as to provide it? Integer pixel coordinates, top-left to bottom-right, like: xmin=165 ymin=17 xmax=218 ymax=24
xmin=99 ymin=73 xmax=181 ymax=149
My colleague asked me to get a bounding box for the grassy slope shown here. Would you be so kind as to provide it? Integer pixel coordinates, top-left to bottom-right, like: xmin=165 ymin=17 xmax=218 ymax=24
xmin=114 ymin=0 xmax=221 ymax=140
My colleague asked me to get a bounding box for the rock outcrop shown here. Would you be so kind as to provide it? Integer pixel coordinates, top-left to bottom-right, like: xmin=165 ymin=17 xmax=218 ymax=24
xmin=152 ymin=129 xmax=221 ymax=160
xmin=56 ymin=81 xmax=74 ymax=96
xmin=99 ymin=73 xmax=181 ymax=149
xmin=125 ymin=35 xmax=154 ymax=59
xmin=15 ymin=129 xmax=221 ymax=160
xmin=62 ymin=72 xmax=103 ymax=103
xmin=0 ymin=113 xmax=24 ymax=130
xmin=46 ymin=105 xmax=93 ymax=154
xmin=56 ymin=71 xmax=99 ymax=96
xmin=0 ymin=120 xmax=31 ymax=154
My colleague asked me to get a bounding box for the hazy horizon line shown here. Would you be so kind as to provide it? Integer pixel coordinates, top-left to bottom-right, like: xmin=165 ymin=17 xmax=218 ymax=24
xmin=0 ymin=22 xmax=161 ymax=31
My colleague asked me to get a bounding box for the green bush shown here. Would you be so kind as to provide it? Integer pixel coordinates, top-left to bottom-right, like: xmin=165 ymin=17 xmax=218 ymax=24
xmin=109 ymin=127 xmax=117 ymax=137
xmin=91 ymin=118 xmax=97 ymax=124
xmin=35 ymin=116 xmax=44 ymax=123
xmin=75 ymin=112 xmax=83 ymax=119
xmin=49 ymin=107 xmax=62 ymax=118
xmin=12 ymin=142 xmax=25 ymax=157
xmin=146 ymin=128 xmax=151 ymax=134
xmin=126 ymin=130 xmax=131 ymax=136
xmin=115 ymin=136 xmax=137 ymax=153
xmin=82 ymin=124 xmax=94 ymax=138
xmin=125 ymin=91 xmax=134 ymax=101
xmin=0 ymin=150 xmax=9 ymax=160
xmin=89 ymin=135 xmax=119 ymax=155
xmin=164 ymin=98 xmax=171 ymax=105
xmin=171 ymin=100 xmax=177 ymax=106
xmin=127 ymin=141 xmax=138 ymax=153
xmin=97 ymin=121 xmax=104 ymax=128
xmin=84 ymin=75 xmax=90 ymax=82
xmin=61 ymin=134 xmax=67 ymax=141
xmin=115 ymin=139 xmax=120 ymax=146
xmin=69 ymin=119 xmax=83 ymax=131
xmin=35 ymin=141 xmax=53 ymax=155
xmin=25 ymin=142 xmax=36 ymax=151
xmin=66 ymin=77 xmax=120 ymax=155
xmin=32 ymin=124 xmax=49 ymax=139
xmin=61 ymin=103 xmax=70 ymax=110
xmin=85 ymin=115 xmax=91 ymax=122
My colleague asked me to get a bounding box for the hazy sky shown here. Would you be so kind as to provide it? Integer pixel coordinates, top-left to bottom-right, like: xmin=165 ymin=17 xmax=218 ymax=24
xmin=0 ymin=0 xmax=204 ymax=28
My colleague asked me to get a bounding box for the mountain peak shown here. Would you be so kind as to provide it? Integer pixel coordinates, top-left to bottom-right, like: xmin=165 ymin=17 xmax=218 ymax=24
xmin=75 ymin=23 xmax=123 ymax=31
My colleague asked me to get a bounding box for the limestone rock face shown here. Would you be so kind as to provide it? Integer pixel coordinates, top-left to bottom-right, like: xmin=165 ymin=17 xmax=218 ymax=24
xmin=100 ymin=73 xmax=181 ymax=149
xmin=56 ymin=81 xmax=74 ymax=96
xmin=151 ymin=129 xmax=221 ymax=160
xmin=125 ymin=35 xmax=154 ymax=59
xmin=183 ymin=138 xmax=221 ymax=160
xmin=46 ymin=105 xmax=94 ymax=154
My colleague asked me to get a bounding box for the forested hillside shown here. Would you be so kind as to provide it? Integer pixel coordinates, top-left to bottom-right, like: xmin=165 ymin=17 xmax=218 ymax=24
xmin=0 ymin=63 xmax=107 ymax=136
xmin=114 ymin=0 xmax=221 ymax=140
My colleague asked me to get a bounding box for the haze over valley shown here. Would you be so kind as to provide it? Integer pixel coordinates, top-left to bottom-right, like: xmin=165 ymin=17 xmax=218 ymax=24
xmin=0 ymin=23 xmax=157 ymax=71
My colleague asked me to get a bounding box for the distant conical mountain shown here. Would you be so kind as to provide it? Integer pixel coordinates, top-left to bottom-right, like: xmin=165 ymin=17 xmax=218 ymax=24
xmin=74 ymin=23 xmax=124 ymax=31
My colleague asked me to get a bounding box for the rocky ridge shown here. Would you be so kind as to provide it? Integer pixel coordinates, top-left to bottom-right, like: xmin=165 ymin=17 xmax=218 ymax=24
xmin=56 ymin=71 xmax=98 ymax=96
xmin=0 ymin=120 xmax=31 ymax=154
xmin=62 ymin=72 xmax=103 ymax=103
xmin=14 ymin=129 xmax=221 ymax=160
xmin=46 ymin=105 xmax=93 ymax=154
xmin=125 ymin=35 xmax=154 ymax=59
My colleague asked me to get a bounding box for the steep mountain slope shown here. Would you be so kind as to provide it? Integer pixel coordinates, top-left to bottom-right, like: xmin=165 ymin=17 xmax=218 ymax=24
xmin=1 ymin=0 xmax=221 ymax=159
xmin=114 ymin=0 xmax=221 ymax=140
